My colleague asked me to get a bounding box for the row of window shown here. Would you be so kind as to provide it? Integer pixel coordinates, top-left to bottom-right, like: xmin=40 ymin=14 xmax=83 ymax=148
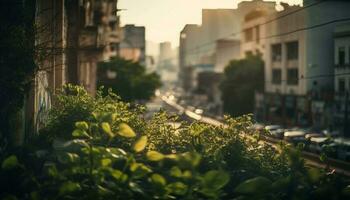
xmin=272 ymin=68 xmax=299 ymax=85
xmin=271 ymin=41 xmax=299 ymax=62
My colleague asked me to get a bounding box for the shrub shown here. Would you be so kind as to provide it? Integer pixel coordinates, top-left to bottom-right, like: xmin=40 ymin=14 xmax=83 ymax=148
xmin=1 ymin=85 xmax=349 ymax=200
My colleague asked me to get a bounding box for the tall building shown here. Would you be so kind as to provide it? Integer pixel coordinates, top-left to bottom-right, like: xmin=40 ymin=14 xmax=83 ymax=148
xmin=26 ymin=0 xmax=121 ymax=136
xmin=158 ymin=42 xmax=178 ymax=88
xmin=262 ymin=0 xmax=350 ymax=129
xmin=119 ymin=24 xmax=146 ymax=64
xmin=333 ymin=23 xmax=350 ymax=136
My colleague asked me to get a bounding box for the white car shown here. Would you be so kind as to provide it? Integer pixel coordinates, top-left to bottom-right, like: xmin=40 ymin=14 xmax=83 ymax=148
xmin=264 ymin=125 xmax=283 ymax=137
xmin=284 ymin=130 xmax=306 ymax=144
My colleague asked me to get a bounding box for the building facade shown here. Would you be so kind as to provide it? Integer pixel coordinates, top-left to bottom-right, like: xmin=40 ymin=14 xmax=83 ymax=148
xmin=120 ymin=24 xmax=146 ymax=64
xmin=334 ymin=23 xmax=350 ymax=136
xmin=26 ymin=0 xmax=121 ymax=136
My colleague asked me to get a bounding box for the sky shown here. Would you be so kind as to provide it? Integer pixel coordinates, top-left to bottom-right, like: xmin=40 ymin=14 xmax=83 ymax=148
xmin=119 ymin=0 xmax=303 ymax=47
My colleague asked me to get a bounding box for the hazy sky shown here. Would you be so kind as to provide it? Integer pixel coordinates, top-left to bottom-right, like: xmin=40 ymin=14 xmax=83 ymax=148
xmin=119 ymin=0 xmax=303 ymax=47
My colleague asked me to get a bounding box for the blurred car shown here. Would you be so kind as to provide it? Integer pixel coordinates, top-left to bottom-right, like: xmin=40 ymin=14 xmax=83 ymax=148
xmin=322 ymin=129 xmax=340 ymax=137
xmin=307 ymin=137 xmax=332 ymax=153
xmin=333 ymin=138 xmax=350 ymax=161
xmin=263 ymin=125 xmax=283 ymax=136
xmin=305 ymin=133 xmax=325 ymax=140
xmin=269 ymin=128 xmax=285 ymax=139
xmin=195 ymin=108 xmax=204 ymax=115
xmin=284 ymin=130 xmax=307 ymax=144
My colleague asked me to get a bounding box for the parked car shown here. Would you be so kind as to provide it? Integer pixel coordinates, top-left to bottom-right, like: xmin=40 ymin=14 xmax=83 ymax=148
xmin=322 ymin=129 xmax=340 ymax=138
xmin=333 ymin=138 xmax=350 ymax=161
xmin=305 ymin=133 xmax=325 ymax=140
xmin=269 ymin=128 xmax=285 ymax=139
xmin=264 ymin=125 xmax=282 ymax=135
xmin=284 ymin=130 xmax=307 ymax=144
xmin=307 ymin=137 xmax=332 ymax=153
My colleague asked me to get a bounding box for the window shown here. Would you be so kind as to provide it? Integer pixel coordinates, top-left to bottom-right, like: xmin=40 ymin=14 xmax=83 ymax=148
xmin=338 ymin=78 xmax=345 ymax=93
xmin=272 ymin=69 xmax=282 ymax=84
xmin=287 ymin=68 xmax=298 ymax=85
xmin=271 ymin=44 xmax=282 ymax=62
xmin=339 ymin=47 xmax=345 ymax=65
xmin=255 ymin=26 xmax=260 ymax=44
xmin=245 ymin=28 xmax=253 ymax=42
xmin=286 ymin=41 xmax=298 ymax=60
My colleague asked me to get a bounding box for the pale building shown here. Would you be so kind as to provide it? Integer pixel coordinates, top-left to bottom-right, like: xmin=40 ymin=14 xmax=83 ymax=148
xmin=334 ymin=23 xmax=350 ymax=136
xmin=263 ymin=3 xmax=307 ymax=125
xmin=262 ymin=0 xmax=350 ymax=128
xmin=239 ymin=0 xmax=276 ymax=58
xmin=214 ymin=39 xmax=240 ymax=73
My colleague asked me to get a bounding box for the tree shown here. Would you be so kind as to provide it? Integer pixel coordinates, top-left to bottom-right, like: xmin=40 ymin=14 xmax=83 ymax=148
xmin=0 ymin=0 xmax=36 ymax=150
xmin=220 ymin=54 xmax=264 ymax=117
xmin=97 ymin=57 xmax=161 ymax=102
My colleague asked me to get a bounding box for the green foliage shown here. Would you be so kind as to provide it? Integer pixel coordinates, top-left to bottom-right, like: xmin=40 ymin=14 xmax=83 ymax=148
xmin=97 ymin=57 xmax=161 ymax=102
xmin=1 ymin=85 xmax=349 ymax=200
xmin=220 ymin=54 xmax=264 ymax=117
xmin=0 ymin=0 xmax=36 ymax=150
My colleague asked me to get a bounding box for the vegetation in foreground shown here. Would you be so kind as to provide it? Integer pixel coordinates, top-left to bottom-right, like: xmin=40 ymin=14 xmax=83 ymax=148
xmin=1 ymin=85 xmax=350 ymax=200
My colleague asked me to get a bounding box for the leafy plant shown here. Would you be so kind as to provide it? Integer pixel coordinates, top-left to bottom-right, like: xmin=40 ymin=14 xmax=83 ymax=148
xmin=1 ymin=85 xmax=349 ymax=200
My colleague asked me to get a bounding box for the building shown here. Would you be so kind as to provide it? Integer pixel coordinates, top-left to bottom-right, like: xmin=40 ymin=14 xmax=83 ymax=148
xmin=263 ymin=3 xmax=307 ymax=126
xmin=179 ymin=24 xmax=201 ymax=91
xmin=262 ymin=0 xmax=350 ymax=129
xmin=25 ymin=0 xmax=121 ymax=137
xmin=240 ymin=1 xmax=276 ymax=57
xmin=120 ymin=24 xmax=146 ymax=64
xmin=78 ymin=0 xmax=121 ymax=96
xmin=214 ymin=39 xmax=240 ymax=73
xmin=334 ymin=23 xmax=350 ymax=136
xmin=158 ymin=42 xmax=178 ymax=88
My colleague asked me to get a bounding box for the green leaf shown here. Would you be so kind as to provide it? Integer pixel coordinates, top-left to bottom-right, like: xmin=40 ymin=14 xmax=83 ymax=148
xmin=130 ymin=163 xmax=152 ymax=178
xmin=1 ymin=155 xmax=19 ymax=170
xmin=167 ymin=182 xmax=188 ymax=195
xmin=101 ymin=158 xmax=112 ymax=167
xmin=75 ymin=121 xmax=89 ymax=130
xmin=118 ymin=123 xmax=136 ymax=138
xmin=178 ymin=152 xmax=201 ymax=169
xmin=58 ymin=153 xmax=79 ymax=164
xmin=151 ymin=174 xmax=166 ymax=186
xmin=111 ymin=170 xmax=128 ymax=182
xmin=59 ymin=181 xmax=81 ymax=195
xmin=170 ymin=166 xmax=182 ymax=178
xmin=101 ymin=122 xmax=114 ymax=138
xmin=203 ymin=170 xmax=230 ymax=190
xmin=234 ymin=176 xmax=272 ymax=195
xmin=72 ymin=129 xmax=91 ymax=138
xmin=133 ymin=136 xmax=147 ymax=152
xmin=146 ymin=151 xmax=165 ymax=161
